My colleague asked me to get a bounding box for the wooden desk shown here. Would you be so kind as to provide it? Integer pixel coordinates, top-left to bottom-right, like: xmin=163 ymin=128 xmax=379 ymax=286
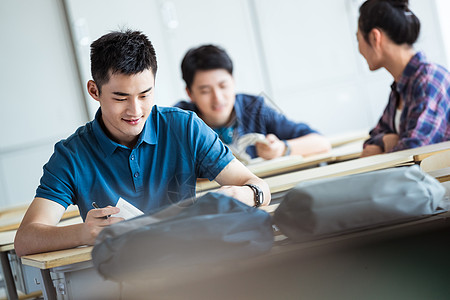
xmin=19 ymin=202 xmax=278 ymax=270
xmin=427 ymin=167 xmax=450 ymax=183
xmin=0 ymin=216 xmax=82 ymax=300
xmin=265 ymin=150 xmax=415 ymax=194
xmin=0 ymin=204 xmax=80 ymax=233
xmin=0 ymin=230 xmax=18 ymax=299
xmin=197 ymin=140 xmax=364 ymax=192
xmin=201 ymin=141 xmax=450 ymax=195
xmin=20 ymin=210 xmax=450 ymax=300
xmin=133 ymin=210 xmax=450 ymax=300
xmin=326 ymin=129 xmax=369 ymax=147
xmin=19 ymin=141 xmax=450 ymax=299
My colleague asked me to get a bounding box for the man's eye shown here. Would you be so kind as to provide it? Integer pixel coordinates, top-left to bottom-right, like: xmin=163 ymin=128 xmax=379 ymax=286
xmin=113 ymin=98 xmax=127 ymax=101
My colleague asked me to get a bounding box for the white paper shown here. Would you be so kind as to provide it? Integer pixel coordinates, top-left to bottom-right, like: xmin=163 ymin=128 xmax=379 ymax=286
xmin=229 ymin=133 xmax=270 ymax=164
xmin=114 ymin=197 xmax=144 ymax=220
xmin=235 ymin=133 xmax=269 ymax=150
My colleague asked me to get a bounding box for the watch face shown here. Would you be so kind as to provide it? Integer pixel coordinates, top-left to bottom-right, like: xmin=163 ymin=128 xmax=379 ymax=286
xmin=257 ymin=191 xmax=264 ymax=206
xmin=245 ymin=184 xmax=264 ymax=207
xmin=254 ymin=186 xmax=264 ymax=206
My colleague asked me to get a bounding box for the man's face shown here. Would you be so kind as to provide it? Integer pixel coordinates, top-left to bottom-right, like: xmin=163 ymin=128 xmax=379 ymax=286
xmin=88 ymin=69 xmax=155 ymax=148
xmin=187 ymin=69 xmax=236 ymax=128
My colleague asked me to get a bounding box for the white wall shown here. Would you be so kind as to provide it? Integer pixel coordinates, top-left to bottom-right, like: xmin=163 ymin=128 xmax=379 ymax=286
xmin=435 ymin=0 xmax=450 ymax=68
xmin=65 ymin=0 xmax=267 ymax=119
xmin=0 ymin=0 xmax=88 ymax=208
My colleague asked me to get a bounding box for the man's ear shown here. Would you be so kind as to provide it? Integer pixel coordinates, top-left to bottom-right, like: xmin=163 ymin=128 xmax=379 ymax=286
xmin=185 ymin=86 xmax=194 ymax=102
xmin=87 ymin=80 xmax=100 ymax=101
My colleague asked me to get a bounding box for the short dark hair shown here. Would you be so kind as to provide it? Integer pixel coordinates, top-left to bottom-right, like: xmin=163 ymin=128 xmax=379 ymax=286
xmin=90 ymin=29 xmax=157 ymax=93
xmin=181 ymin=44 xmax=233 ymax=90
xmin=359 ymin=0 xmax=420 ymax=46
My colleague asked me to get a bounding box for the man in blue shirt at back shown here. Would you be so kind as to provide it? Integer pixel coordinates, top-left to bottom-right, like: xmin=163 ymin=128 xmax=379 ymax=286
xmin=15 ymin=30 xmax=270 ymax=257
xmin=175 ymin=45 xmax=331 ymax=160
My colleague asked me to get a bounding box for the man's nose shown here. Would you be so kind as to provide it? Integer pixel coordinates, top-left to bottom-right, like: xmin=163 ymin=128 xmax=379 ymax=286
xmin=127 ymin=98 xmax=142 ymax=116
xmin=212 ymin=88 xmax=224 ymax=103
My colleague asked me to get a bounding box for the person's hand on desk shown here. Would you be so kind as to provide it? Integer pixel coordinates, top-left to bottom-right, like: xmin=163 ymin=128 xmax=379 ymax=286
xmin=82 ymin=206 xmax=123 ymax=245
xmin=382 ymin=133 xmax=400 ymax=153
xmin=361 ymin=144 xmax=384 ymax=157
xmin=216 ymin=185 xmax=261 ymax=207
xmin=255 ymin=134 xmax=285 ymax=160
xmin=15 ymin=198 xmax=124 ymax=257
xmin=213 ymin=158 xmax=271 ymax=207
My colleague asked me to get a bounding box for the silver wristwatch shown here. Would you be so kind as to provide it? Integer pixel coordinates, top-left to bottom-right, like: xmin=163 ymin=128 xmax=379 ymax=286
xmin=244 ymin=184 xmax=264 ymax=207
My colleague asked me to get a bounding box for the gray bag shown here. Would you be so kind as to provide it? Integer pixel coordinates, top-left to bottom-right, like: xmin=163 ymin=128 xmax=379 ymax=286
xmin=273 ymin=165 xmax=446 ymax=242
xmin=92 ymin=192 xmax=274 ymax=283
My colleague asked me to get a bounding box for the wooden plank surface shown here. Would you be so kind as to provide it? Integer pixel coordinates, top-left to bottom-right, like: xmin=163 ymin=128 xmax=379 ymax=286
xmin=326 ymin=130 xmax=369 ymax=148
xmin=0 ymin=216 xmax=83 ymax=253
xmin=401 ymin=141 xmax=450 ymax=162
xmin=18 ymin=141 xmax=450 ymax=272
xmin=427 ymin=167 xmax=450 ymax=182
xmin=237 ymin=141 xmax=450 ymax=195
xmin=21 ymin=246 xmax=93 ymax=269
xmin=264 ymin=151 xmax=415 ymax=194
xmin=18 ymin=204 xmax=279 ymax=270
xmin=0 ymin=204 xmax=80 ymax=233
xmin=264 ymin=141 xmax=450 ymax=195
xmin=246 ymin=152 xmax=332 ymax=178
xmin=20 ymin=208 xmax=450 ymax=271
xmin=0 ymin=230 xmax=16 ymax=251
xmin=197 ymin=140 xmax=363 ymax=192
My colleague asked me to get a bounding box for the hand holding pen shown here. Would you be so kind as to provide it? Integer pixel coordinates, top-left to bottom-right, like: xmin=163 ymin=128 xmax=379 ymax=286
xmin=82 ymin=202 xmax=123 ymax=245
xmin=92 ymin=202 xmax=111 ymax=219
xmin=90 ymin=202 xmax=122 ymax=222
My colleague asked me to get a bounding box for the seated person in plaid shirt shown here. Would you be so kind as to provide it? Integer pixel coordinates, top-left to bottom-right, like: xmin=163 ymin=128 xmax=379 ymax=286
xmin=356 ymin=0 xmax=450 ymax=157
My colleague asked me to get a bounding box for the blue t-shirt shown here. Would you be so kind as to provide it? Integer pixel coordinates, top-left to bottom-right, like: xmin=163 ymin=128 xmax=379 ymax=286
xmin=35 ymin=106 xmax=234 ymax=220
xmin=175 ymin=94 xmax=317 ymax=158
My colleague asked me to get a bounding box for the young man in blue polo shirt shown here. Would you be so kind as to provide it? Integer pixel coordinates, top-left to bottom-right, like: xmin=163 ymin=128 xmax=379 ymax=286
xmin=15 ymin=30 xmax=270 ymax=257
xmin=175 ymin=45 xmax=331 ymax=160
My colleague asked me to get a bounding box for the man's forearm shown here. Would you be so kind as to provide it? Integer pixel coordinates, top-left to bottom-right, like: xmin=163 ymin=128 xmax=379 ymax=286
xmin=289 ymin=134 xmax=331 ymax=156
xmin=14 ymin=223 xmax=86 ymax=257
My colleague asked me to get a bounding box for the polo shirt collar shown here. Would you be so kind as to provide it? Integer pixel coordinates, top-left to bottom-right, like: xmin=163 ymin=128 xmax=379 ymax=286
xmin=140 ymin=106 xmax=157 ymax=145
xmin=233 ymin=94 xmax=244 ymax=124
xmin=92 ymin=107 xmax=157 ymax=157
xmin=233 ymin=94 xmax=246 ymax=136
xmin=396 ymin=51 xmax=425 ymax=94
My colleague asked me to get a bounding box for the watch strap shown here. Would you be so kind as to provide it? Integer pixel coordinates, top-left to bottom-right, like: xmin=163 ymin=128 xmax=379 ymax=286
xmin=244 ymin=183 xmax=264 ymax=207
xmin=283 ymin=140 xmax=291 ymax=156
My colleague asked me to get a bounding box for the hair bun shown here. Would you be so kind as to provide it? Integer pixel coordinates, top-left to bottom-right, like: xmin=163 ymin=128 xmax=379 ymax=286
xmin=388 ymin=0 xmax=409 ymax=10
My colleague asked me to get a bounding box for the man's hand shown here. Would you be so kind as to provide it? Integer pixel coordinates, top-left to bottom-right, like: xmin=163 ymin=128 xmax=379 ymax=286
xmin=383 ymin=133 xmax=400 ymax=153
xmin=82 ymin=206 xmax=123 ymax=245
xmin=214 ymin=159 xmax=271 ymax=207
xmin=216 ymin=185 xmax=256 ymax=207
xmin=361 ymin=144 xmax=384 ymax=157
xmin=255 ymin=134 xmax=285 ymax=160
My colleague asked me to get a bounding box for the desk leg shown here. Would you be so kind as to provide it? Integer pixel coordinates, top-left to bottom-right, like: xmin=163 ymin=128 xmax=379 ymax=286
xmin=40 ymin=269 xmax=57 ymax=300
xmin=0 ymin=251 xmax=18 ymax=300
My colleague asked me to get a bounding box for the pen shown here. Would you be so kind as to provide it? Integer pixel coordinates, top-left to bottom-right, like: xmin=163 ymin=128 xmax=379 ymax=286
xmin=92 ymin=202 xmax=109 ymax=219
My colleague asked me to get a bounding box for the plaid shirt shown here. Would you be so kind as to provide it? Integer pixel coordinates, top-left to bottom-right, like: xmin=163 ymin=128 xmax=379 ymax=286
xmin=364 ymin=52 xmax=450 ymax=152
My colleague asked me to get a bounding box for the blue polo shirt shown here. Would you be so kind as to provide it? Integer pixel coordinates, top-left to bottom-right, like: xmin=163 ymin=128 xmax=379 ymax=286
xmin=175 ymin=94 xmax=317 ymax=158
xmin=36 ymin=106 xmax=234 ymax=220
